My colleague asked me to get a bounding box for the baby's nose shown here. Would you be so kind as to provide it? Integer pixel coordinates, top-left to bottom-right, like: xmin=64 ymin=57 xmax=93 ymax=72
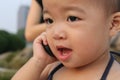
xmin=52 ymin=25 xmax=67 ymax=40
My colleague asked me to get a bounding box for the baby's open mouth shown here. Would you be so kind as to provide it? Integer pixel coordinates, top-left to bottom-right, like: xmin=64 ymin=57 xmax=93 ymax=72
xmin=57 ymin=46 xmax=72 ymax=61
xmin=58 ymin=48 xmax=72 ymax=55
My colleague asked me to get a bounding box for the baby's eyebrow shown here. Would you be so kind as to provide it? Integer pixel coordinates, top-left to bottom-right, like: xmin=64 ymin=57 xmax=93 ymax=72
xmin=63 ymin=6 xmax=86 ymax=14
xmin=43 ymin=6 xmax=86 ymax=15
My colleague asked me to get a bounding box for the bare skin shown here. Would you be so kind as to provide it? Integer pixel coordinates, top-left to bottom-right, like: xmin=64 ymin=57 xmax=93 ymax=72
xmin=25 ymin=0 xmax=46 ymax=42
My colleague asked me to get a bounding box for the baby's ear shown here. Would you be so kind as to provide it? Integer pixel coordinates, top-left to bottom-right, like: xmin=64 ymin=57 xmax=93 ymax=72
xmin=110 ymin=12 xmax=120 ymax=37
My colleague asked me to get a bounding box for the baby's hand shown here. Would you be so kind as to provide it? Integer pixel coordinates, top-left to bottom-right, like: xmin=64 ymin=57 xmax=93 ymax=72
xmin=33 ymin=32 xmax=56 ymax=65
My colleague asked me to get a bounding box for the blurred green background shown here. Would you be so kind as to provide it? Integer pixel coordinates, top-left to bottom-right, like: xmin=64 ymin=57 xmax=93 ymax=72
xmin=0 ymin=29 xmax=33 ymax=80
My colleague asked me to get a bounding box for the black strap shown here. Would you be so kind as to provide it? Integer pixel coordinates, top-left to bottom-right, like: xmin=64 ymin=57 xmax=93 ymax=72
xmin=47 ymin=64 xmax=63 ymax=80
xmin=110 ymin=51 xmax=120 ymax=56
xmin=100 ymin=54 xmax=114 ymax=80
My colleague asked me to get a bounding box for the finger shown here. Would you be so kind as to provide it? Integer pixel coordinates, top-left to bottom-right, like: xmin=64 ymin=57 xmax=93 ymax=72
xmin=34 ymin=32 xmax=48 ymax=45
xmin=41 ymin=32 xmax=48 ymax=45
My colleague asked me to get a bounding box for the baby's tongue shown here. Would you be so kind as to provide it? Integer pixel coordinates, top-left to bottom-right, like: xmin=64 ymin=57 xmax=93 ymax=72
xmin=58 ymin=48 xmax=72 ymax=61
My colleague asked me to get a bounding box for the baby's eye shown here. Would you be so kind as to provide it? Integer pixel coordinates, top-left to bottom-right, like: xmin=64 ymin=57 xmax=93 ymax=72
xmin=44 ymin=18 xmax=53 ymax=24
xmin=67 ymin=16 xmax=80 ymax=22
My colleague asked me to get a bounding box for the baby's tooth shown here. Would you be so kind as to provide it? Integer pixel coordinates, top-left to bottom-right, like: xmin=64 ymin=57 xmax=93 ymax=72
xmin=62 ymin=51 xmax=68 ymax=56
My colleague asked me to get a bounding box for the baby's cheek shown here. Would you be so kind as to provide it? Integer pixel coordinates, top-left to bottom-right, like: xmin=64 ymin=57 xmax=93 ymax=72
xmin=74 ymin=39 xmax=102 ymax=63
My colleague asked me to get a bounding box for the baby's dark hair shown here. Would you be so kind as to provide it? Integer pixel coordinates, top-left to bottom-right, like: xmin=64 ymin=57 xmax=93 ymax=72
xmin=104 ymin=0 xmax=120 ymax=14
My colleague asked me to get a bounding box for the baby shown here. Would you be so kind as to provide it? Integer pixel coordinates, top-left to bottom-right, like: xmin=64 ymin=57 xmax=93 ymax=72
xmin=12 ymin=0 xmax=120 ymax=80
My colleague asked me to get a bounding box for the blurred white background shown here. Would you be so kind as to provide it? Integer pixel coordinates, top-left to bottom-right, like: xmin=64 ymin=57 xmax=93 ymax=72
xmin=0 ymin=0 xmax=31 ymax=33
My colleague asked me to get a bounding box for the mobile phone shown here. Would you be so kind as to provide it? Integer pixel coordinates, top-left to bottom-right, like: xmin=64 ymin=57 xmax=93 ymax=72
xmin=42 ymin=42 xmax=55 ymax=57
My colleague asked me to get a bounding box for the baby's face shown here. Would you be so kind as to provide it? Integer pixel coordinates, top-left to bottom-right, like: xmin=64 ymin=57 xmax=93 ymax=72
xmin=43 ymin=0 xmax=111 ymax=67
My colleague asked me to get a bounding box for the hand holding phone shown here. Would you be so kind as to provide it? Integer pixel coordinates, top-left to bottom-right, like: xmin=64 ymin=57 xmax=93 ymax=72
xmin=42 ymin=42 xmax=55 ymax=57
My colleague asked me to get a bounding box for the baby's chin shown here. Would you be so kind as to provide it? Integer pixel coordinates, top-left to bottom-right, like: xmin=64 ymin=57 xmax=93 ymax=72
xmin=62 ymin=62 xmax=87 ymax=69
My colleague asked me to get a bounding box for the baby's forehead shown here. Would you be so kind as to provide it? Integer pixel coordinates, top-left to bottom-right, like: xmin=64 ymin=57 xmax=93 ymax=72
xmin=43 ymin=0 xmax=107 ymax=13
xmin=43 ymin=0 xmax=102 ymax=8
xmin=43 ymin=0 xmax=119 ymax=15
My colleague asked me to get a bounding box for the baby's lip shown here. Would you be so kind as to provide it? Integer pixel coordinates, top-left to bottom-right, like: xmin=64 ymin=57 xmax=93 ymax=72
xmin=56 ymin=45 xmax=72 ymax=61
xmin=56 ymin=45 xmax=72 ymax=51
